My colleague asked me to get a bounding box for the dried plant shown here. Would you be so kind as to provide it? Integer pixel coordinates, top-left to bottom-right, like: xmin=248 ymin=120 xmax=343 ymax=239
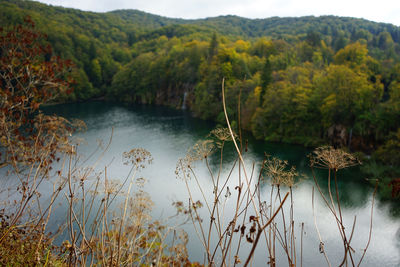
xmin=264 ymin=156 xmax=298 ymax=187
xmin=174 ymin=79 xmax=296 ymax=267
xmin=0 ymin=18 xmax=199 ymax=267
xmin=309 ymin=146 xmax=376 ymax=267
xmin=175 ymin=156 xmax=193 ymax=181
xmin=0 ymin=209 xmax=60 ymax=266
xmin=0 ymin=20 xmax=378 ymax=265
xmin=209 ymin=127 xmax=237 ymax=148
xmin=122 ymin=148 xmax=153 ymax=169
xmin=176 ymin=80 xmax=376 ymax=267
xmin=310 ymin=146 xmax=361 ymax=171
xmin=175 ymin=139 xmax=215 ymax=180
xmin=188 ymin=139 xmax=216 ymax=161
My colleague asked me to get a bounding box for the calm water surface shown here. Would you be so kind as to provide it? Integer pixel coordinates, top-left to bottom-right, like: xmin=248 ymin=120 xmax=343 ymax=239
xmin=42 ymin=101 xmax=399 ymax=266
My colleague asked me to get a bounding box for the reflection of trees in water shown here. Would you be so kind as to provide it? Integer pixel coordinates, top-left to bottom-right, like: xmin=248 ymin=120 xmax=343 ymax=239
xmin=310 ymin=168 xmax=371 ymax=208
xmin=39 ymin=101 xmax=400 ymax=265
xmin=45 ymin=101 xmax=215 ymax=138
xmin=207 ymin=138 xmax=374 ymax=211
xmin=46 ymin=101 xmax=381 ymax=213
xmin=43 ymin=101 xmax=117 ymax=119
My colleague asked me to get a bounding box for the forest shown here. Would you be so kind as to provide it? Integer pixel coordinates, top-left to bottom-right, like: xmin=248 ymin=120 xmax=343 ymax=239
xmin=0 ymin=0 xmax=399 ymax=195
xmin=2 ymin=0 xmax=400 ymax=266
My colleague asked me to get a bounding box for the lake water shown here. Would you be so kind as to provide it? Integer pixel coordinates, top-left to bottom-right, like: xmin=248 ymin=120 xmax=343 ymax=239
xmin=40 ymin=101 xmax=400 ymax=266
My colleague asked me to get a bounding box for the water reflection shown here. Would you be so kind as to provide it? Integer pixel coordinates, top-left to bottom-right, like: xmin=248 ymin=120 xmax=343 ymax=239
xmin=39 ymin=101 xmax=400 ymax=266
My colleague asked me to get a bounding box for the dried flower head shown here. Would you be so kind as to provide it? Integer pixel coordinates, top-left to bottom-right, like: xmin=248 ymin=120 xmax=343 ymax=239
xmin=175 ymin=156 xmax=192 ymax=180
xmin=102 ymin=178 xmax=121 ymax=196
xmin=310 ymin=146 xmax=360 ymax=171
xmin=123 ymin=148 xmax=153 ymax=169
xmin=129 ymin=190 xmax=153 ymax=221
xmin=175 ymin=139 xmax=215 ymax=180
xmin=208 ymin=127 xmax=237 ymax=148
xmin=264 ymin=156 xmax=298 ymax=187
xmin=188 ymin=139 xmax=215 ymax=161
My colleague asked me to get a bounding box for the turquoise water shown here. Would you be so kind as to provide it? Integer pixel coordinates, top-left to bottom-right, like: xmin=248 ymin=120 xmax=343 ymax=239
xmin=40 ymin=101 xmax=399 ymax=266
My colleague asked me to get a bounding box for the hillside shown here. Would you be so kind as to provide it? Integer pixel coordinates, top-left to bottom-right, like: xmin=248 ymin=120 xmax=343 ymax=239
xmin=3 ymin=1 xmax=400 ymax=45
xmin=1 ymin=0 xmax=400 ymax=168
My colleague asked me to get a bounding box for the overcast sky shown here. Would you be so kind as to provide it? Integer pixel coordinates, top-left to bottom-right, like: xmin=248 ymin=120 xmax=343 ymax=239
xmin=37 ymin=0 xmax=400 ymax=26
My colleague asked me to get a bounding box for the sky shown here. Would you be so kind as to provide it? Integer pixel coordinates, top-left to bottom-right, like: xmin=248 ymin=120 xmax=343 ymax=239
xmin=37 ymin=0 xmax=400 ymax=26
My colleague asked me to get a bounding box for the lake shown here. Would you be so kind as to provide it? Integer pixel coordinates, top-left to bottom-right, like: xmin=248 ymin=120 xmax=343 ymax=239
xmin=40 ymin=101 xmax=400 ymax=266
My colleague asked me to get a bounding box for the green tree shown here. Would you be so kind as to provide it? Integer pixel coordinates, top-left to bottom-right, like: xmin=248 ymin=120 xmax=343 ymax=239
xmin=208 ymin=32 xmax=219 ymax=60
xmin=89 ymin=58 xmax=102 ymax=87
xmin=260 ymin=57 xmax=272 ymax=102
xmin=334 ymin=42 xmax=369 ymax=67
xmin=315 ymin=65 xmax=383 ymax=129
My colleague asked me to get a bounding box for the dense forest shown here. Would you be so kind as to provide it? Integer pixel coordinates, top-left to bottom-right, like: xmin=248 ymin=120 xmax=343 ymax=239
xmin=3 ymin=2 xmax=400 ymax=265
xmin=1 ymin=0 xmax=399 ymax=193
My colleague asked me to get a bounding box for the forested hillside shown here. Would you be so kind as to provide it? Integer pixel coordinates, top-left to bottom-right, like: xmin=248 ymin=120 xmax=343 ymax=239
xmin=1 ymin=0 xmax=400 ymax=175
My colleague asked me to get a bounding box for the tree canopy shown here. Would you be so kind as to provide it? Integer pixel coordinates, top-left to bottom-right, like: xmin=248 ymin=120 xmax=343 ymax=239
xmin=0 ymin=0 xmax=399 ymax=158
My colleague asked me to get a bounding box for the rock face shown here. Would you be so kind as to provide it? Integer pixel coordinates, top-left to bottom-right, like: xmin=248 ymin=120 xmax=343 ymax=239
xmin=154 ymin=86 xmax=194 ymax=110
xmin=327 ymin=124 xmax=377 ymax=152
xmin=327 ymin=124 xmax=347 ymax=148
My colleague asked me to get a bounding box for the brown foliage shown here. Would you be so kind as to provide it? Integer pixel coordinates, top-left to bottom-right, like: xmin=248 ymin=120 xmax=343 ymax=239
xmin=0 ymin=16 xmax=77 ymax=168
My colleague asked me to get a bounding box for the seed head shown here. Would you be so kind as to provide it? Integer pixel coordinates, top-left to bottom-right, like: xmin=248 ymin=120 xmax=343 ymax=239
xmin=123 ymin=148 xmax=153 ymax=169
xmin=208 ymin=127 xmax=236 ymax=148
xmin=310 ymin=146 xmax=360 ymax=171
xmin=264 ymin=156 xmax=298 ymax=187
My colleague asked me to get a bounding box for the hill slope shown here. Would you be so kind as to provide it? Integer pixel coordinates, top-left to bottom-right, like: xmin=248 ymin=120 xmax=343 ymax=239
xmin=1 ymin=0 xmax=400 ymax=155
